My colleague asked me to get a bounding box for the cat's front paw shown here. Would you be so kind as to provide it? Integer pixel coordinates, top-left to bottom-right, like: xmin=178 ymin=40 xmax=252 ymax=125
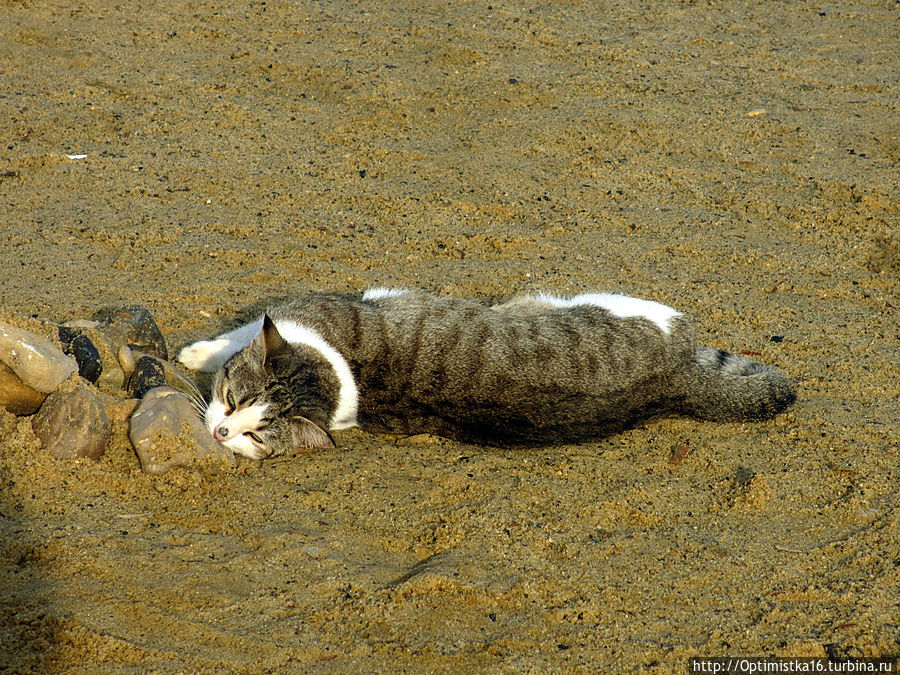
xmin=177 ymin=339 xmax=231 ymax=373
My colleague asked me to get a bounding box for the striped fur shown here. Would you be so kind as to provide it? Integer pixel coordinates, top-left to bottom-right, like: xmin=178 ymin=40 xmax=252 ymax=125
xmin=178 ymin=288 xmax=795 ymax=457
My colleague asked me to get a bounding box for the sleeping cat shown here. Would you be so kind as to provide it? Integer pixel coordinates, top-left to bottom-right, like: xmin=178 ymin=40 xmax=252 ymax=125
xmin=177 ymin=288 xmax=796 ymax=459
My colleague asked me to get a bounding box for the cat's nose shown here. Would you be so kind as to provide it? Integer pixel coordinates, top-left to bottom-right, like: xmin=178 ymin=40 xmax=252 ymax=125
xmin=214 ymin=426 xmax=229 ymax=441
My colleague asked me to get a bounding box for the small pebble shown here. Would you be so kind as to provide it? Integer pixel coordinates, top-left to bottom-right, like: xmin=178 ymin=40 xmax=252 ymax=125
xmin=126 ymin=355 xmax=166 ymax=399
xmin=129 ymin=386 xmax=234 ymax=475
xmin=105 ymin=397 xmax=140 ymax=424
xmin=0 ymin=360 xmax=47 ymax=415
xmin=126 ymin=348 xmax=202 ymax=401
xmin=58 ymin=329 xmax=103 ymax=384
xmin=96 ymin=363 xmax=127 ymax=393
xmin=32 ymin=383 xmax=110 ymax=460
xmin=118 ymin=345 xmax=137 ymax=377
xmin=0 ymin=321 xmax=77 ymax=392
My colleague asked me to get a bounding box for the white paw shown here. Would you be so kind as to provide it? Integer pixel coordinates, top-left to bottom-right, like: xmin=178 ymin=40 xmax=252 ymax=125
xmin=177 ymin=339 xmax=231 ymax=373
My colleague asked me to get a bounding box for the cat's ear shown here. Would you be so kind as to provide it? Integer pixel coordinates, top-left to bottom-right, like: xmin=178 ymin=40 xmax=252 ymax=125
xmin=291 ymin=416 xmax=335 ymax=448
xmin=261 ymin=315 xmax=290 ymax=362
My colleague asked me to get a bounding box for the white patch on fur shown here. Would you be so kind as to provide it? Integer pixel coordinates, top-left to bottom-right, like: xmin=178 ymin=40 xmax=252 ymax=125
xmin=209 ymin=402 xmax=268 ymax=440
xmin=362 ymin=287 xmax=409 ymax=301
xmin=223 ymin=403 xmax=269 ymax=437
xmin=205 ymin=398 xmax=271 ymax=459
xmin=227 ymin=435 xmax=263 ymax=459
xmin=178 ymin=318 xmax=264 ymax=372
xmin=270 ymin=319 xmax=359 ymax=429
xmin=204 ymin=399 xmax=228 ymax=439
xmin=530 ymin=292 xmax=682 ymax=334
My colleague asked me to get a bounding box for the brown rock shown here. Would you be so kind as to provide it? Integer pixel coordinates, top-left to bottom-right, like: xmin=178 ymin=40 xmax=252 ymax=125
xmin=105 ymin=397 xmax=140 ymax=424
xmin=0 ymin=321 xmax=77 ymax=392
xmin=129 ymin=386 xmax=234 ymax=475
xmin=32 ymin=384 xmax=111 ymax=460
xmin=0 ymin=360 xmax=48 ymax=415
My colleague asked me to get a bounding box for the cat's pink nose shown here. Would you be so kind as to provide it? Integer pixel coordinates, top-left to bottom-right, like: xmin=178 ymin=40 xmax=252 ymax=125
xmin=214 ymin=426 xmax=229 ymax=441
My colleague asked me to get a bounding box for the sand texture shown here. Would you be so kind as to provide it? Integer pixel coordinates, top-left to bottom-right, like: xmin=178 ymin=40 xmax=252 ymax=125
xmin=1 ymin=0 xmax=898 ymax=672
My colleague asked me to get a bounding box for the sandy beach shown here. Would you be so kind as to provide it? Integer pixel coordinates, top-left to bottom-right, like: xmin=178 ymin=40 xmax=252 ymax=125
xmin=0 ymin=0 xmax=897 ymax=671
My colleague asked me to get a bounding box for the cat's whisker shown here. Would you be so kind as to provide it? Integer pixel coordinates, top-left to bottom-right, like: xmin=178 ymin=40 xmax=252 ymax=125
xmin=129 ymin=348 xmax=209 ymax=413
xmin=190 ymin=398 xmax=208 ymax=420
xmin=164 ymin=367 xmax=208 ymax=420
xmin=184 ymin=391 xmax=208 ymax=421
xmin=177 ymin=376 xmax=206 ymax=405
xmin=186 ymin=388 xmax=207 ymax=409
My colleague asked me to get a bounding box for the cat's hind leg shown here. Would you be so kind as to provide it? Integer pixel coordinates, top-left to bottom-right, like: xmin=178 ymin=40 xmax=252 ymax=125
xmin=177 ymin=317 xmax=264 ymax=372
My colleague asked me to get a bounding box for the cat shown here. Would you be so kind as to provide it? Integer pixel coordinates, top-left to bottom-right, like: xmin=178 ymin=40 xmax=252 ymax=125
xmin=176 ymin=287 xmax=796 ymax=459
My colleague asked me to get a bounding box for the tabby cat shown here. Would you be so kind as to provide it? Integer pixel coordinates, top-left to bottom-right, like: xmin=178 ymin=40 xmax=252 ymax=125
xmin=177 ymin=288 xmax=795 ymax=459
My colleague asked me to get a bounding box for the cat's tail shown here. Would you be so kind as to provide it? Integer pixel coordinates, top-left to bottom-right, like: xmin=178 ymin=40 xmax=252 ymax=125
xmin=676 ymin=347 xmax=796 ymax=422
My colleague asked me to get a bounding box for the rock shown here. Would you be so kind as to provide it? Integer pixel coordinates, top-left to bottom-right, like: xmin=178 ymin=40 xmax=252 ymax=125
xmin=93 ymin=305 xmax=168 ymax=361
xmin=0 ymin=321 xmax=77 ymax=392
xmin=57 ymin=307 xmax=166 ymax=394
xmin=57 ymin=322 xmax=127 ymax=393
xmin=0 ymin=361 xmax=47 ymax=415
xmin=58 ymin=328 xmax=103 ymax=384
xmin=32 ymin=383 xmax=110 ymax=460
xmin=129 ymin=386 xmax=234 ymax=475
xmin=58 ymin=319 xmax=100 ymax=331
xmin=126 ymin=355 xmax=166 ymax=399
xmin=105 ymin=398 xmax=140 ymax=425
xmin=125 ymin=347 xmax=206 ymax=402
xmin=117 ymin=345 xmax=137 ymax=377
xmin=96 ymin=363 xmax=127 ymax=393
xmin=57 ymin=325 xmax=80 ymax=348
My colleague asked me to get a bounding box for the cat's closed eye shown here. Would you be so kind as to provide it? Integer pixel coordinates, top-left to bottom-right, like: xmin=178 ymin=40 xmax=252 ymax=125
xmin=244 ymin=431 xmax=264 ymax=444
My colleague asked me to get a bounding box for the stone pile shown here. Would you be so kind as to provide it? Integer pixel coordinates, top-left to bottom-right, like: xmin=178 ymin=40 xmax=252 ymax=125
xmin=0 ymin=306 xmax=233 ymax=474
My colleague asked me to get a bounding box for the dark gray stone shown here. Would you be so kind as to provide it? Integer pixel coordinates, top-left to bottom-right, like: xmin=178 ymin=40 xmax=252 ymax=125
xmin=58 ymin=328 xmax=103 ymax=384
xmin=126 ymin=355 xmax=166 ymax=399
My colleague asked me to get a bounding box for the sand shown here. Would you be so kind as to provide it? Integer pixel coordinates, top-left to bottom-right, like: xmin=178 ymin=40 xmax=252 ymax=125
xmin=1 ymin=0 xmax=897 ymax=671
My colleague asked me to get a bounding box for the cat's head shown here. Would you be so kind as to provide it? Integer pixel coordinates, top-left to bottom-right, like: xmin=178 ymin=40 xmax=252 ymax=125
xmin=204 ymin=316 xmax=337 ymax=459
